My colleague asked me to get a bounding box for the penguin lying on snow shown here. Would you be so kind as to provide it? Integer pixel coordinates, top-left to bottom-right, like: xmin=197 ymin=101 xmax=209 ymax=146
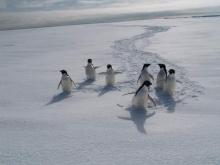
xmin=156 ymin=64 xmax=167 ymax=89
xmin=137 ymin=64 xmax=154 ymax=85
xmin=85 ymin=59 xmax=99 ymax=80
xmin=57 ymin=70 xmax=76 ymax=92
xmin=132 ymin=80 xmax=156 ymax=108
xmin=99 ymin=64 xmax=122 ymax=86
xmin=164 ymin=69 xmax=176 ymax=95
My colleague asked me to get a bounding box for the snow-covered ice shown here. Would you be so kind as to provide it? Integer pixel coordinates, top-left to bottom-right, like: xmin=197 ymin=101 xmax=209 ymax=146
xmin=1 ymin=15 xmax=220 ymax=164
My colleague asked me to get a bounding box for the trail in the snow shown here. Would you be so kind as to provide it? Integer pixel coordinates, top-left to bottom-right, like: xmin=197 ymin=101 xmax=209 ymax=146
xmin=112 ymin=25 xmax=203 ymax=111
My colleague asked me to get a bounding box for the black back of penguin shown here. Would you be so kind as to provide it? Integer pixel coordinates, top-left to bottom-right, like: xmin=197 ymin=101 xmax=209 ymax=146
xmin=135 ymin=80 xmax=152 ymax=96
xmin=158 ymin=64 xmax=167 ymax=77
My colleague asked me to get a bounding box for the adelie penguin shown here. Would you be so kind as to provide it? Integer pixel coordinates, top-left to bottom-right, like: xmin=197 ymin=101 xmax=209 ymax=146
xmin=99 ymin=64 xmax=122 ymax=86
xmin=132 ymin=80 xmax=156 ymax=108
xmin=164 ymin=69 xmax=176 ymax=95
xmin=137 ymin=64 xmax=154 ymax=85
xmin=57 ymin=70 xmax=76 ymax=93
xmin=156 ymin=64 xmax=167 ymax=89
xmin=85 ymin=59 xmax=98 ymax=81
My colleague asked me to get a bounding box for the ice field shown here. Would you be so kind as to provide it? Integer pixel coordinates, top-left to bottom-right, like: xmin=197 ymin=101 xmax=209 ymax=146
xmin=1 ymin=14 xmax=220 ymax=164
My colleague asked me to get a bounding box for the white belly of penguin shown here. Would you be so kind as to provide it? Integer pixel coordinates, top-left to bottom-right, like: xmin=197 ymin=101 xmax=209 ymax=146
xmin=132 ymin=87 xmax=148 ymax=108
xmin=61 ymin=79 xmax=72 ymax=92
xmin=156 ymin=72 xmax=166 ymax=89
xmin=85 ymin=66 xmax=96 ymax=80
xmin=165 ymin=77 xmax=176 ymax=95
xmin=105 ymin=73 xmax=115 ymax=86
xmin=139 ymin=73 xmax=151 ymax=85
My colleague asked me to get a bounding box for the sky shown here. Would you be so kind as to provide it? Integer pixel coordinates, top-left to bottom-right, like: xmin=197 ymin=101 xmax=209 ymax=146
xmin=0 ymin=0 xmax=220 ymax=30
xmin=1 ymin=0 xmax=220 ymax=12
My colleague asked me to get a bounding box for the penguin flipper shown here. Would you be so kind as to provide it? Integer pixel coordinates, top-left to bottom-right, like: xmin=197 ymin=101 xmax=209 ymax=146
xmin=148 ymin=94 xmax=156 ymax=107
xmin=114 ymin=71 xmax=123 ymax=74
xmin=57 ymin=80 xmax=61 ymax=89
xmin=137 ymin=74 xmax=142 ymax=83
xmin=149 ymin=73 xmax=154 ymax=81
xmin=72 ymin=80 xmax=77 ymax=88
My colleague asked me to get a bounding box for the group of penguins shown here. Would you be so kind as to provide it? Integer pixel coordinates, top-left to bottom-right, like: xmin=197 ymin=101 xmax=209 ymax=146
xmin=57 ymin=59 xmax=176 ymax=108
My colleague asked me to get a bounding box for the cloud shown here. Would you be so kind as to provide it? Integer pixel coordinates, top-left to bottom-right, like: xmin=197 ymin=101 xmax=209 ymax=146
xmin=1 ymin=0 xmax=220 ymax=12
xmin=0 ymin=1 xmax=6 ymax=9
xmin=1 ymin=0 xmax=220 ymax=30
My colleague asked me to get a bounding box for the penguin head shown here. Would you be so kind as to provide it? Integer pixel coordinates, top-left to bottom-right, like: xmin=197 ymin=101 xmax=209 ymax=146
xmin=169 ymin=69 xmax=175 ymax=74
xmin=142 ymin=64 xmax=150 ymax=70
xmin=88 ymin=59 xmax=92 ymax=63
xmin=159 ymin=64 xmax=167 ymax=77
xmin=60 ymin=70 xmax=68 ymax=75
xmin=135 ymin=80 xmax=152 ymax=96
xmin=142 ymin=80 xmax=152 ymax=87
xmin=158 ymin=64 xmax=166 ymax=69
xmin=107 ymin=64 xmax=112 ymax=69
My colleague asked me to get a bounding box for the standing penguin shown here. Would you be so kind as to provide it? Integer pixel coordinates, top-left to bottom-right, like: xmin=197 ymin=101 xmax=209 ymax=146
xmin=137 ymin=64 xmax=154 ymax=85
xmin=156 ymin=64 xmax=167 ymax=89
xmin=164 ymin=69 xmax=176 ymax=95
xmin=85 ymin=59 xmax=96 ymax=80
xmin=105 ymin=64 xmax=116 ymax=86
xmin=99 ymin=64 xmax=121 ymax=86
xmin=57 ymin=70 xmax=76 ymax=92
xmin=132 ymin=80 xmax=156 ymax=108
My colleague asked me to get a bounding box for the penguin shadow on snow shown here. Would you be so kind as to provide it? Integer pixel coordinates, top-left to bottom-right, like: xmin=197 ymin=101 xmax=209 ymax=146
xmin=46 ymin=91 xmax=72 ymax=105
xmin=98 ymin=85 xmax=120 ymax=97
xmin=77 ymin=79 xmax=95 ymax=90
xmin=118 ymin=106 xmax=155 ymax=134
xmin=155 ymin=88 xmax=176 ymax=112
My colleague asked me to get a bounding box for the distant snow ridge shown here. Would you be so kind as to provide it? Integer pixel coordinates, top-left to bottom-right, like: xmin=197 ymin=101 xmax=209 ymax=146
xmin=112 ymin=25 xmax=203 ymax=110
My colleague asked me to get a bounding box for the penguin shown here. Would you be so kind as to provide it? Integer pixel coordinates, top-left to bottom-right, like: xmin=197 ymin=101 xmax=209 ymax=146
xmin=85 ymin=59 xmax=96 ymax=80
xmin=132 ymin=80 xmax=156 ymax=108
xmin=164 ymin=69 xmax=176 ymax=95
xmin=57 ymin=70 xmax=76 ymax=92
xmin=137 ymin=64 xmax=154 ymax=85
xmin=99 ymin=64 xmax=122 ymax=86
xmin=156 ymin=64 xmax=167 ymax=89
xmin=105 ymin=64 xmax=116 ymax=86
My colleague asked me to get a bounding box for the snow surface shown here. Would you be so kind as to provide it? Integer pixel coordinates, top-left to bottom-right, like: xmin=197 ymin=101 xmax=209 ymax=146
xmin=1 ymin=16 xmax=220 ymax=165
